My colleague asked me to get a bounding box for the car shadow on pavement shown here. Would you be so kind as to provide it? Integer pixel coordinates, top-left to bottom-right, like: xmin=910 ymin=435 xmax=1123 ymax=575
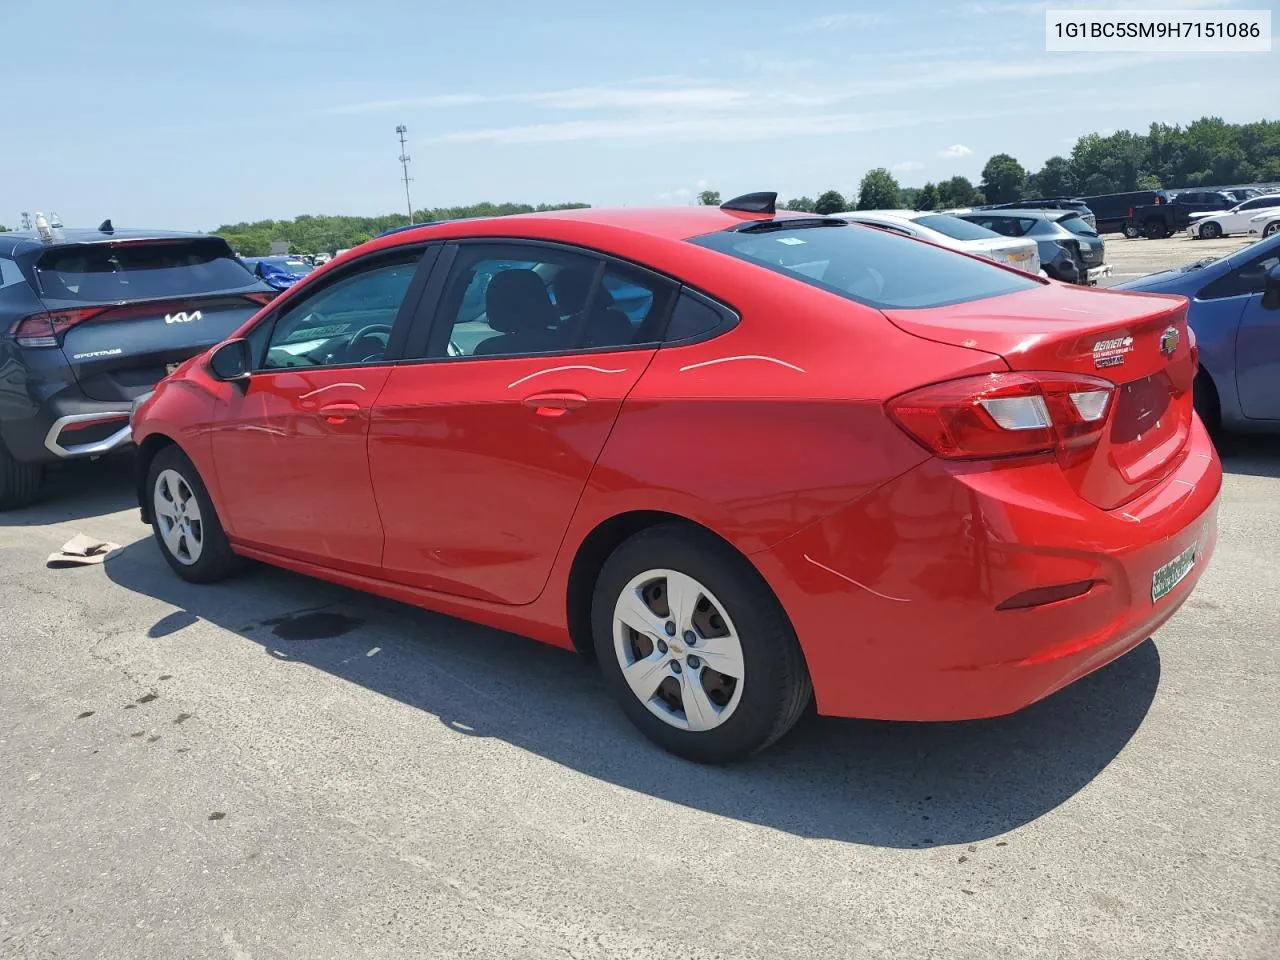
xmin=1218 ymin=434 xmax=1280 ymax=478
xmin=104 ymin=538 xmax=1160 ymax=850
xmin=0 ymin=454 xmax=137 ymax=527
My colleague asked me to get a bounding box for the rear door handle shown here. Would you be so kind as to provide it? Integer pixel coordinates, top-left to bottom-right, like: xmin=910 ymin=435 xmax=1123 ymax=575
xmin=522 ymin=391 xmax=588 ymax=417
xmin=319 ymin=401 xmax=361 ymax=423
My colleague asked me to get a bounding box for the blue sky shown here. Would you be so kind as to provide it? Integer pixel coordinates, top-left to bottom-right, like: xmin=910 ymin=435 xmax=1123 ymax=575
xmin=2 ymin=0 xmax=1276 ymax=230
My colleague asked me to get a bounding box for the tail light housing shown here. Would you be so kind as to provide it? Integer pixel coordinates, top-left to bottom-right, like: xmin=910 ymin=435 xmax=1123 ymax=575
xmin=9 ymin=307 xmax=107 ymax=347
xmin=1187 ymin=325 xmax=1199 ymax=375
xmin=244 ymin=291 xmax=278 ymax=306
xmin=888 ymin=372 xmax=1116 ymax=461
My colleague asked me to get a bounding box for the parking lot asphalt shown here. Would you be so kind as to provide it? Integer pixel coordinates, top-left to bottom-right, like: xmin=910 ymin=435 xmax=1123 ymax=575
xmin=1097 ymin=232 xmax=1255 ymax=288
xmin=1 ymin=436 xmax=1277 ymax=960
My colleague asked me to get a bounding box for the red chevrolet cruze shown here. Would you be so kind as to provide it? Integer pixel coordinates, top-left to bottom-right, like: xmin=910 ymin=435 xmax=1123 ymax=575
xmin=130 ymin=193 xmax=1220 ymax=763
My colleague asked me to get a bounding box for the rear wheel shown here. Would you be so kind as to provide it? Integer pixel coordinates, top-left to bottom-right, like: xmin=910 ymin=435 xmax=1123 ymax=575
xmin=1144 ymin=219 xmax=1170 ymax=240
xmin=1199 ymin=221 xmax=1223 ymax=240
xmin=147 ymin=445 xmax=245 ymax=583
xmin=1122 ymin=222 xmax=1141 ymax=239
xmin=592 ymin=523 xmax=812 ymax=763
xmin=1264 ymin=221 xmax=1280 ymax=239
xmin=1193 ymin=371 xmax=1222 ymax=437
xmin=0 ymin=439 xmax=43 ymax=511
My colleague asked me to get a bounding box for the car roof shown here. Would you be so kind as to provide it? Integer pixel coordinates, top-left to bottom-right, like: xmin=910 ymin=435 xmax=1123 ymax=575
xmin=961 ymin=208 xmax=1056 ymax=220
xmin=0 ymin=227 xmax=220 ymax=259
xmin=363 ymin=205 xmax=803 ymax=250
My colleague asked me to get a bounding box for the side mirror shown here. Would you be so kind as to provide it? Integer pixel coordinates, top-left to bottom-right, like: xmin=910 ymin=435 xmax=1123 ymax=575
xmin=208 ymin=338 xmax=252 ymax=383
xmin=1263 ymin=264 xmax=1280 ymax=311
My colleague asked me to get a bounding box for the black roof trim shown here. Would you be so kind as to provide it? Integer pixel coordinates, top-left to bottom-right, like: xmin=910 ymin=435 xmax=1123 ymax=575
xmin=720 ymin=191 xmax=777 ymax=214
xmin=727 ymin=216 xmax=848 ymax=234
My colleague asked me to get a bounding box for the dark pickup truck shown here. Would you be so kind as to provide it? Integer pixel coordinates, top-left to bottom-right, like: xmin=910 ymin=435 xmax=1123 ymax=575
xmin=1123 ymin=189 xmax=1237 ymax=239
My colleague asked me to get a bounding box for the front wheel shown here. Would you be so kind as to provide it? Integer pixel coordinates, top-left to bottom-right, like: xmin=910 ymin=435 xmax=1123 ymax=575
xmin=147 ymin=445 xmax=246 ymax=583
xmin=1122 ymin=222 xmax=1141 ymax=239
xmin=1264 ymin=221 xmax=1280 ymax=239
xmin=592 ymin=523 xmax=812 ymax=763
xmin=1200 ymin=221 xmax=1223 ymax=240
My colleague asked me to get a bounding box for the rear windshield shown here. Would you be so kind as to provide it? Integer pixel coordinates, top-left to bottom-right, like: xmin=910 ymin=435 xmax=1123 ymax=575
xmin=1057 ymin=215 xmax=1098 ymax=237
xmin=690 ymin=223 xmax=1039 ymax=310
xmin=914 ymin=214 xmax=1001 ymax=241
xmin=35 ymin=238 xmax=255 ymax=302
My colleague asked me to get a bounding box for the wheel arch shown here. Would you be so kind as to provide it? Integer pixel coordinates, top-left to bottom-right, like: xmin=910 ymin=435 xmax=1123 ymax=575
xmin=564 ymin=510 xmax=778 ymax=661
xmin=1194 ymin=364 xmax=1222 ymax=433
xmin=134 ymin=432 xmax=179 ymax=523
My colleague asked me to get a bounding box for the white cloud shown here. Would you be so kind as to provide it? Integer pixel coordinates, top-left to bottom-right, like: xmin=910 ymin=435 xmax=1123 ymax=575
xmin=938 ymin=144 xmax=973 ymax=158
xmin=695 ymin=179 xmax=709 ymax=189
xmin=962 ymin=0 xmax=1235 ymax=15
xmin=891 ymin=160 xmax=924 ymax=173
xmin=323 ymin=84 xmax=751 ymax=116
xmin=797 ymin=12 xmax=891 ymax=31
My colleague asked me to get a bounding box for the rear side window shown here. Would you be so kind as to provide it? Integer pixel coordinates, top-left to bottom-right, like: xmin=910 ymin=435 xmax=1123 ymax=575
xmin=0 ymin=256 xmax=25 ymax=289
xmin=914 ymin=215 xmax=999 ymax=241
xmin=1058 ymin=215 xmax=1098 ymax=236
xmin=963 ymin=216 xmax=1034 ymax=238
xmin=35 ymin=238 xmax=255 ymax=302
xmin=664 ymin=290 xmax=736 ymax=343
xmin=689 ymin=223 xmax=1038 ymax=310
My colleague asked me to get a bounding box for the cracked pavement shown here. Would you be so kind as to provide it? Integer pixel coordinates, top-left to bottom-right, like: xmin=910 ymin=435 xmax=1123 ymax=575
xmin=1 ymin=450 xmax=1277 ymax=959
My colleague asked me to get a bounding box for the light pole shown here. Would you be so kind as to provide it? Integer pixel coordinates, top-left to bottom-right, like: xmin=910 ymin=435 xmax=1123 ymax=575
xmin=396 ymin=125 xmax=414 ymax=224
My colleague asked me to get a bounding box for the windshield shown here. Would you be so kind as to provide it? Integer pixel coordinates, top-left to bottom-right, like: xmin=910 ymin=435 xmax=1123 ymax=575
xmin=914 ymin=214 xmax=1002 ymax=242
xmin=35 ymin=237 xmax=255 ymax=301
xmin=689 ymin=223 xmax=1039 ymax=310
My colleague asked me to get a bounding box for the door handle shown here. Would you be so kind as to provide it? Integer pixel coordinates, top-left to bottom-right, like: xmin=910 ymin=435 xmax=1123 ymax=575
xmin=522 ymin=391 xmax=588 ymax=417
xmin=319 ymin=401 xmax=361 ymax=423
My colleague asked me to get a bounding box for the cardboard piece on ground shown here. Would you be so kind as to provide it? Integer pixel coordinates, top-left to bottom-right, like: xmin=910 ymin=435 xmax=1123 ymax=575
xmin=47 ymin=534 xmax=122 ymax=568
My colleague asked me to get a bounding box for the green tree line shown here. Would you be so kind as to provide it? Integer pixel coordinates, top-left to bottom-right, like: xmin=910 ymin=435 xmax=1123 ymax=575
xmin=215 ymin=201 xmax=590 ymax=256
xmin=699 ymin=116 xmax=1280 ymax=214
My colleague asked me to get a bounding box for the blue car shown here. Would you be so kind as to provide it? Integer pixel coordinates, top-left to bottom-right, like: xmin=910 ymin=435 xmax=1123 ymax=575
xmin=242 ymin=255 xmax=314 ymax=291
xmin=1116 ymin=233 xmax=1280 ymax=433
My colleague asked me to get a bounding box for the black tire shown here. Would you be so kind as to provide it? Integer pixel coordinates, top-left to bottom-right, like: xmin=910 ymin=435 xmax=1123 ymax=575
xmin=1144 ymin=219 xmax=1169 ymax=240
xmin=591 ymin=522 xmax=812 ymax=763
xmin=0 ymin=438 xmax=43 ymax=511
xmin=1122 ymin=222 xmax=1141 ymax=240
xmin=1264 ymin=221 xmax=1280 ymax=239
xmin=146 ymin=445 xmax=246 ymax=583
xmin=1193 ymin=371 xmax=1224 ymax=439
xmin=1200 ymin=221 xmax=1222 ymax=240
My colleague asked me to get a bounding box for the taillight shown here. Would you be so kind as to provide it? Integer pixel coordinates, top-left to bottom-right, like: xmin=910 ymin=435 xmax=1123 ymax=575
xmin=244 ymin=291 xmax=278 ymax=306
xmin=1187 ymin=326 xmax=1199 ymax=374
xmin=887 ymin=372 xmax=1116 ymax=461
xmin=9 ymin=307 xmax=107 ymax=347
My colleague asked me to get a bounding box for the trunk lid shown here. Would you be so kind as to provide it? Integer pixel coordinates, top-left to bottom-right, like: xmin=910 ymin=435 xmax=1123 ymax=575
xmin=51 ymin=294 xmax=264 ymax=401
xmin=882 ymin=283 xmax=1196 ymax=510
xmin=30 ymin=236 xmax=269 ymax=402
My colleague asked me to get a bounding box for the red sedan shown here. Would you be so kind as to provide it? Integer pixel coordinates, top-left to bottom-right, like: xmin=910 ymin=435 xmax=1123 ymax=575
xmin=130 ymin=193 xmax=1221 ymax=763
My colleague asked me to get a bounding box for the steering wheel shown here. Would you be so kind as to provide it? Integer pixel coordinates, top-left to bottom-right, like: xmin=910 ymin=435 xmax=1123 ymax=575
xmin=348 ymin=323 xmax=393 ymax=363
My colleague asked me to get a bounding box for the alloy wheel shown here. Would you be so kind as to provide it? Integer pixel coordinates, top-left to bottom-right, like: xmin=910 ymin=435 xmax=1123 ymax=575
xmin=153 ymin=468 xmax=204 ymax=566
xmin=612 ymin=568 xmax=745 ymax=732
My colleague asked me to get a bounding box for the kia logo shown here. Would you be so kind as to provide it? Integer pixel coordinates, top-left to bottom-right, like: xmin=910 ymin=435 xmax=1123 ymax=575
xmin=164 ymin=310 xmax=202 ymax=324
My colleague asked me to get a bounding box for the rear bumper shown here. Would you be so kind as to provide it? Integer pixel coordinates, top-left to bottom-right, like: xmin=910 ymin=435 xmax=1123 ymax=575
xmin=1 ymin=390 xmax=133 ymax=463
xmin=752 ymin=418 xmax=1222 ymax=721
xmin=1087 ymin=263 xmax=1113 ymax=285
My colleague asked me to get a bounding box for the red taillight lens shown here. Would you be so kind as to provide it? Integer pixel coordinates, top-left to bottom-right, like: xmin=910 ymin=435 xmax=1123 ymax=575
xmin=244 ymin=291 xmax=278 ymax=306
xmin=9 ymin=307 xmax=107 ymax=347
xmin=887 ymin=372 xmax=1116 ymax=461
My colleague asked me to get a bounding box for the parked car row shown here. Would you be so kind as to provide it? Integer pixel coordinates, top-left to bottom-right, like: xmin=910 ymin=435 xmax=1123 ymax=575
xmin=6 ymin=194 xmax=1256 ymax=763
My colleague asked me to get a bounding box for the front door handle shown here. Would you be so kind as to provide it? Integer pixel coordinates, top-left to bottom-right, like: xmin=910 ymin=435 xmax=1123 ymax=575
xmin=319 ymin=401 xmax=361 ymax=424
xmin=522 ymin=391 xmax=588 ymax=417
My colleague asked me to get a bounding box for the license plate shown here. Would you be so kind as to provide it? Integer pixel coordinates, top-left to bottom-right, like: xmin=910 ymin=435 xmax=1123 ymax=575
xmin=165 ymin=362 xmax=181 ymax=375
xmin=1152 ymin=543 xmax=1197 ymax=602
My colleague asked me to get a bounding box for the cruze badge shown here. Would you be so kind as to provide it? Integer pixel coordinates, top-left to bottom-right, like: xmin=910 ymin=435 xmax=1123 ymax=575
xmin=1092 ymin=335 xmax=1133 ymax=369
xmin=1159 ymin=326 xmax=1180 ymax=357
xmin=164 ymin=310 xmax=202 ymax=324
